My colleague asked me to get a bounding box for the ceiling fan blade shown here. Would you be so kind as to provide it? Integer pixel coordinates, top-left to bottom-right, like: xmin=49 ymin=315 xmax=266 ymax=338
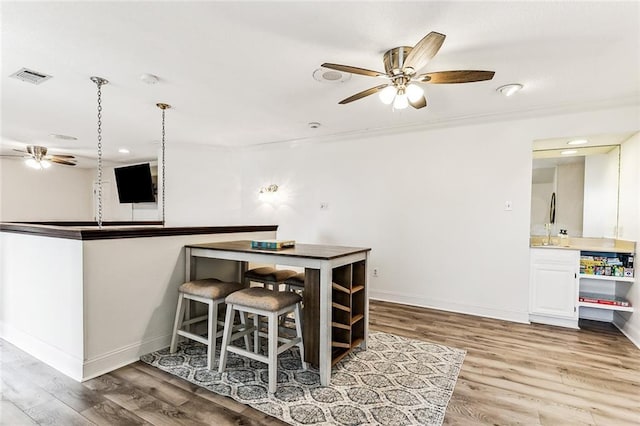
xmin=409 ymin=95 xmax=427 ymax=109
xmin=322 ymin=63 xmax=386 ymax=78
xmin=419 ymin=70 xmax=495 ymax=84
xmin=12 ymin=148 xmax=27 ymax=153
xmin=403 ymin=32 xmax=446 ymax=73
xmin=50 ymin=154 xmax=76 ymax=159
xmin=338 ymin=84 xmax=389 ymax=104
xmin=0 ymin=154 xmax=26 ymax=158
xmin=50 ymin=158 xmax=76 ymax=166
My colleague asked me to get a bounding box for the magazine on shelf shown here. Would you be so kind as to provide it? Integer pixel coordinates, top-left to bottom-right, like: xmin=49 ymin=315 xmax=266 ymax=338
xmin=578 ymin=292 xmax=631 ymax=307
xmin=250 ymin=239 xmax=295 ymax=250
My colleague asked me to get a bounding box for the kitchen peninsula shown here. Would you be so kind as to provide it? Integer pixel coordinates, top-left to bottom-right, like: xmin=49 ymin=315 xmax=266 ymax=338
xmin=0 ymin=222 xmax=277 ymax=381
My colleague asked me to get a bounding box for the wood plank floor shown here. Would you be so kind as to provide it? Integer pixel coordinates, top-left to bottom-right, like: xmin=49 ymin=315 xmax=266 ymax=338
xmin=2 ymin=300 xmax=639 ymax=425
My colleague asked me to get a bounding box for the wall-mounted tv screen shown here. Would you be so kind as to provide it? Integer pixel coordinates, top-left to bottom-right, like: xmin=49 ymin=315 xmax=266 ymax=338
xmin=114 ymin=163 xmax=156 ymax=203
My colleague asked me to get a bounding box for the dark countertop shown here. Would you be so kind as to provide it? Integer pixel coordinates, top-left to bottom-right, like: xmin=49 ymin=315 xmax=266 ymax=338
xmin=0 ymin=222 xmax=278 ymax=241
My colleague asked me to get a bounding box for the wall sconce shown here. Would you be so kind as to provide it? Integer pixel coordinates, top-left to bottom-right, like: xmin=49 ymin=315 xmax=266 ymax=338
xmin=258 ymin=184 xmax=279 ymax=202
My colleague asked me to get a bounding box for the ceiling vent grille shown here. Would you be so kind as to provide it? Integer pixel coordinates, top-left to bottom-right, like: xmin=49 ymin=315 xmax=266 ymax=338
xmin=9 ymin=68 xmax=52 ymax=85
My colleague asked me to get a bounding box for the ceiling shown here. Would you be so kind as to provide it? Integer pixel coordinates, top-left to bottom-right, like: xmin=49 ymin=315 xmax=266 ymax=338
xmin=1 ymin=1 xmax=639 ymax=167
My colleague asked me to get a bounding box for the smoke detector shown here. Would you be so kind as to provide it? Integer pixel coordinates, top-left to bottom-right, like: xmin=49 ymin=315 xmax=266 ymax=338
xmin=313 ymin=67 xmax=351 ymax=83
xmin=9 ymin=68 xmax=52 ymax=85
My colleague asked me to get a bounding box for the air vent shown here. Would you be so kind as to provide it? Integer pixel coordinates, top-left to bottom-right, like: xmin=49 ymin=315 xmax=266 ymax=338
xmin=9 ymin=68 xmax=52 ymax=85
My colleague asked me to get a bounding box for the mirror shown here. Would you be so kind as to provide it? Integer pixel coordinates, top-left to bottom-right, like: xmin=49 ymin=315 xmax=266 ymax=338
xmin=530 ymin=132 xmax=633 ymax=239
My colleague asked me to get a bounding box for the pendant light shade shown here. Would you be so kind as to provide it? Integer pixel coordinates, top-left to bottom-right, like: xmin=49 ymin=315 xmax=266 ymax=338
xmin=393 ymin=89 xmax=409 ymax=109
xmin=406 ymin=84 xmax=424 ymax=103
xmin=378 ymin=85 xmax=396 ymax=105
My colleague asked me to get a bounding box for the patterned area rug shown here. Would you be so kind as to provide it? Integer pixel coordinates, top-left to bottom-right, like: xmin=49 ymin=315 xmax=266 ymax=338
xmin=141 ymin=332 xmax=465 ymax=425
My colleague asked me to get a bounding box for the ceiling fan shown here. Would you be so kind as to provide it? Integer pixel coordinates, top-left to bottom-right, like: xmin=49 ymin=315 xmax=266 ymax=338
xmin=322 ymin=31 xmax=495 ymax=110
xmin=1 ymin=145 xmax=77 ymax=169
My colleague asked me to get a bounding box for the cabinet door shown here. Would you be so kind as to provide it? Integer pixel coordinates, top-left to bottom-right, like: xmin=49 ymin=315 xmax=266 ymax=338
xmin=530 ymin=249 xmax=579 ymax=320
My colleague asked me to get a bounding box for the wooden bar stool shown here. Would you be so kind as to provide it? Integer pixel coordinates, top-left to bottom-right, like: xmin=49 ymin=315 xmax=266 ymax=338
xmin=244 ymin=267 xmax=298 ymax=291
xmin=283 ymin=271 xmax=305 ymax=292
xmin=169 ymin=278 xmax=248 ymax=369
xmin=218 ymin=287 xmax=306 ymax=393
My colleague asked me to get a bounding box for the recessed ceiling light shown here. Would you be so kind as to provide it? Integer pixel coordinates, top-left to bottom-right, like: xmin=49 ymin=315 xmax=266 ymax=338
xmin=49 ymin=133 xmax=77 ymax=141
xmin=308 ymin=122 xmax=321 ymax=129
xmin=561 ymin=150 xmax=578 ymax=155
xmin=496 ymin=83 xmax=523 ymax=97
xmin=118 ymin=148 xmax=130 ymax=154
xmin=567 ymin=139 xmax=588 ymax=145
xmin=313 ymin=67 xmax=351 ymax=83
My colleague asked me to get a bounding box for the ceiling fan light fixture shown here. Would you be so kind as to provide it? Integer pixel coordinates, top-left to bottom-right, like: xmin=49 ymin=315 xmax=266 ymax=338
xmin=25 ymin=158 xmax=40 ymax=169
xmin=379 ymin=86 xmax=396 ymax=105
xmin=497 ymin=83 xmax=523 ymax=97
xmin=393 ymin=90 xmax=409 ymax=110
xmin=406 ymin=84 xmax=424 ymax=102
xmin=25 ymin=158 xmax=50 ymax=169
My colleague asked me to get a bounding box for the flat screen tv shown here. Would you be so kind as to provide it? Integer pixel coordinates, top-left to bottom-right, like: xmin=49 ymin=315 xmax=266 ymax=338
xmin=114 ymin=163 xmax=156 ymax=203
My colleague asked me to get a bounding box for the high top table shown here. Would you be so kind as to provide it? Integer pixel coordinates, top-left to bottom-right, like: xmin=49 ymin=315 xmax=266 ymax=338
xmin=185 ymin=240 xmax=371 ymax=386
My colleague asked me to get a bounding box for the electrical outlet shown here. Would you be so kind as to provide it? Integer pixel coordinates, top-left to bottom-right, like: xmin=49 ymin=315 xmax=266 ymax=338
xmin=504 ymin=200 xmax=513 ymax=211
xmin=320 ymin=202 xmax=329 ymax=210
xmin=372 ymin=268 xmax=379 ymax=277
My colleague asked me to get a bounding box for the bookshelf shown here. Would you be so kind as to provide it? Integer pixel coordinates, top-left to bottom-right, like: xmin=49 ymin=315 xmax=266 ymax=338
xmin=330 ymin=260 xmax=366 ymax=366
xmin=579 ymin=250 xmax=634 ymax=315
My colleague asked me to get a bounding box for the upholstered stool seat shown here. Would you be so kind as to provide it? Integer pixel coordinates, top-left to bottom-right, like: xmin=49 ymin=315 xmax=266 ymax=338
xmin=244 ymin=267 xmax=298 ymax=290
xmin=170 ymin=278 xmax=249 ymax=370
xmin=284 ymin=272 xmax=305 ymax=290
xmin=219 ymin=287 xmax=306 ymax=393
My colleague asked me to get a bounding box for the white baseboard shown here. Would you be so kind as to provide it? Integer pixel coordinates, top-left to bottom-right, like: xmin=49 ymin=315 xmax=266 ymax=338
xmin=0 ymin=322 xmax=172 ymax=382
xmin=0 ymin=322 xmax=84 ymax=381
xmin=613 ymin=312 xmax=640 ymax=350
xmin=369 ymin=289 xmax=530 ymax=324
xmin=82 ymin=334 xmax=171 ymax=381
xmin=529 ymin=314 xmax=580 ymax=329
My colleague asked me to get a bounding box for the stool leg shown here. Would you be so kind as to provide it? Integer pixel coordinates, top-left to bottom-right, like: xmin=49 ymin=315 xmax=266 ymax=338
xmin=267 ymin=312 xmax=278 ymax=393
xmin=207 ymin=300 xmax=218 ymax=370
xmin=170 ymin=294 xmax=185 ymax=353
xmin=294 ymin=303 xmax=307 ymax=370
xmin=253 ymin=314 xmax=260 ymax=354
xmin=239 ymin=311 xmax=251 ymax=351
xmin=218 ymin=304 xmax=235 ymax=374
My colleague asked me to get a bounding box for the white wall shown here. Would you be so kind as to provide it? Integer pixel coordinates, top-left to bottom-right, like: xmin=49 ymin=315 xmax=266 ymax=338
xmin=615 ymin=131 xmax=640 ymax=346
xmin=0 ymin=233 xmax=85 ymax=380
xmin=164 ymin=144 xmax=243 ymax=226
xmin=583 ymin=149 xmax=620 ymax=238
xmin=165 ymin=105 xmax=639 ymax=324
xmin=0 ymin=158 xmax=94 ymax=221
xmin=556 ymin=161 xmax=584 ymax=237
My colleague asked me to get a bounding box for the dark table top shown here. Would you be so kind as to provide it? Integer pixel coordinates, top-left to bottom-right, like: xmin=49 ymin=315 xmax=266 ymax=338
xmin=187 ymin=240 xmax=371 ymax=260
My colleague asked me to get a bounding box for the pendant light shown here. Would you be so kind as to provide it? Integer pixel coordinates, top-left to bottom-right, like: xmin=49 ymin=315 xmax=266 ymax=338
xmin=90 ymin=76 xmax=108 ymax=229
xmin=157 ymin=102 xmax=171 ymax=226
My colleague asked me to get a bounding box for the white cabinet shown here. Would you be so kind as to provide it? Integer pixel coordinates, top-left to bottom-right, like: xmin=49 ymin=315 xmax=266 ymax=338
xmin=529 ymin=248 xmax=580 ymax=328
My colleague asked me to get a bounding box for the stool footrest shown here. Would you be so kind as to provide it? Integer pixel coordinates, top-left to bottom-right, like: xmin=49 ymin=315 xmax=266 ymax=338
xmin=181 ymin=314 xmax=208 ymax=327
xmin=226 ymin=346 xmax=267 ymax=364
xmin=177 ymin=330 xmax=210 ymax=345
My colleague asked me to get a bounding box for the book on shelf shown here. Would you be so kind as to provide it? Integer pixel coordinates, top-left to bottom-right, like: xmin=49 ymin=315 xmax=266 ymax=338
xmin=250 ymin=239 xmax=295 ymax=250
xmin=578 ymin=292 xmax=631 ymax=307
